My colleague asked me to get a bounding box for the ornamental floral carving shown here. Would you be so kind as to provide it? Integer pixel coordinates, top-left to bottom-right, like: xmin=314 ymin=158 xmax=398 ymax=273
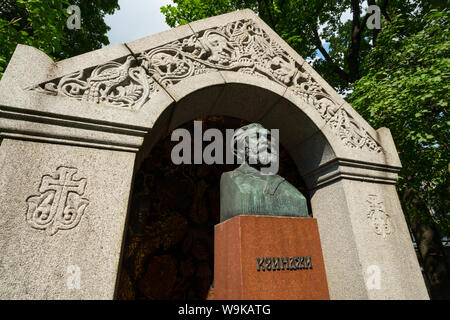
xmin=138 ymin=20 xmax=297 ymax=88
xmin=27 ymin=56 xmax=159 ymax=110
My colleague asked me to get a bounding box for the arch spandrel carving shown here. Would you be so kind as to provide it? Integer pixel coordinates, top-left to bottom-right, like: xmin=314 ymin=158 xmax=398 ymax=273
xmin=1 ymin=9 xmax=400 ymax=168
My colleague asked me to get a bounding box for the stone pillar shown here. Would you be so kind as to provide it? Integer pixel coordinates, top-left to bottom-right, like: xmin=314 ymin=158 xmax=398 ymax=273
xmin=0 ymin=45 xmax=154 ymax=299
xmin=0 ymin=139 xmax=135 ymax=299
xmin=305 ymin=159 xmax=430 ymax=300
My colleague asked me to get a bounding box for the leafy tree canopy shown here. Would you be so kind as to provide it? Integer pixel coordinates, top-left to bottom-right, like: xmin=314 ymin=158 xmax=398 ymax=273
xmin=350 ymin=9 xmax=449 ymax=236
xmin=0 ymin=0 xmax=119 ymax=78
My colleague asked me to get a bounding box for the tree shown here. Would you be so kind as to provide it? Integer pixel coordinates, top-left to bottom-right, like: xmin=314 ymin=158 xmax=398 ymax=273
xmin=350 ymin=9 xmax=449 ymax=299
xmin=0 ymin=0 xmax=119 ymax=79
xmin=161 ymin=0 xmax=446 ymax=93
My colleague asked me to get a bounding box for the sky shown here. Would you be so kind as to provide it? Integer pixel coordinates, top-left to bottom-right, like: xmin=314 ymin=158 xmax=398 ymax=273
xmin=104 ymin=0 xmax=173 ymax=46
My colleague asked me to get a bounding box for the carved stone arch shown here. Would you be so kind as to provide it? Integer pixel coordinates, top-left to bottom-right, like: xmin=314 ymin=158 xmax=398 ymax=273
xmin=0 ymin=9 xmax=428 ymax=299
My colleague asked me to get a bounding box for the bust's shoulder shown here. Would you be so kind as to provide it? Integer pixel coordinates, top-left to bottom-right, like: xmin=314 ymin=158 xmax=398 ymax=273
xmin=276 ymin=179 xmax=306 ymax=200
xmin=220 ymin=171 xmax=233 ymax=181
xmin=221 ymin=169 xmax=268 ymax=194
xmin=220 ymin=171 xmax=236 ymax=189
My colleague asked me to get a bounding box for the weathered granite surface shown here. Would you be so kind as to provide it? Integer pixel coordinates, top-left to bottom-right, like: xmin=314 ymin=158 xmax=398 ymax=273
xmin=0 ymin=139 xmax=134 ymax=299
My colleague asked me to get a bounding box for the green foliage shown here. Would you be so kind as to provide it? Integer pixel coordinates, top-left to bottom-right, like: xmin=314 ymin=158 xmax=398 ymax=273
xmin=58 ymin=0 xmax=119 ymax=60
xmin=350 ymin=10 xmax=449 ymax=236
xmin=0 ymin=0 xmax=119 ymax=78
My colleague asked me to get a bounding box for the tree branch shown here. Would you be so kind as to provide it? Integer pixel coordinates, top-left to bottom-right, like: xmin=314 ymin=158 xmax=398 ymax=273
xmin=0 ymin=17 xmax=22 ymax=30
xmin=347 ymin=0 xmax=363 ymax=82
xmin=263 ymin=0 xmax=276 ymax=29
xmin=310 ymin=24 xmax=350 ymax=82
xmin=380 ymin=0 xmax=392 ymax=22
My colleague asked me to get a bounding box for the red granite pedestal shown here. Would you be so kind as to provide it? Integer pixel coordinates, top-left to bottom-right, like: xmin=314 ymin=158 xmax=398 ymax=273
xmin=214 ymin=215 xmax=330 ymax=300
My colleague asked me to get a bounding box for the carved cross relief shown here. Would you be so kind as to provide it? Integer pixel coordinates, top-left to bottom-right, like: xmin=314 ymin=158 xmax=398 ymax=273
xmin=26 ymin=166 xmax=89 ymax=236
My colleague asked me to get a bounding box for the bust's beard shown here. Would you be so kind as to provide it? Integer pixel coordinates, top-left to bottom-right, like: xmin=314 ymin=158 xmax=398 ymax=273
xmin=248 ymin=151 xmax=278 ymax=165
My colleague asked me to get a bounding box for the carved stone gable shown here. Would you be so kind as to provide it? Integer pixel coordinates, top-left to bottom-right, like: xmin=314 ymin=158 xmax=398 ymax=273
xmin=25 ymin=19 xmax=382 ymax=153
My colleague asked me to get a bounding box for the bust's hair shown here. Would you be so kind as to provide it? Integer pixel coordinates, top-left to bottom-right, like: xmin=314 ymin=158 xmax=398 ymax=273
xmin=232 ymin=123 xmax=269 ymax=161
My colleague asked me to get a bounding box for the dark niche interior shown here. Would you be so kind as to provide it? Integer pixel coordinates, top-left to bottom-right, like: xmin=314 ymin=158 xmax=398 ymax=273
xmin=115 ymin=116 xmax=310 ymax=300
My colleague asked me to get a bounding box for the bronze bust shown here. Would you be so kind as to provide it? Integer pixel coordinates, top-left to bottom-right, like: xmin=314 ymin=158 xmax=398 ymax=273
xmin=220 ymin=123 xmax=309 ymax=222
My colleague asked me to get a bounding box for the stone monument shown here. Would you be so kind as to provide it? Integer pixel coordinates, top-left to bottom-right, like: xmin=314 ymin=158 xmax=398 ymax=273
xmin=0 ymin=9 xmax=429 ymax=299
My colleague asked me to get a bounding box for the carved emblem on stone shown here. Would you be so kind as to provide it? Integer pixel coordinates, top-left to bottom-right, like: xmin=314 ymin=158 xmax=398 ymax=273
xmin=27 ymin=56 xmax=159 ymax=110
xmin=26 ymin=166 xmax=89 ymax=236
xmin=138 ymin=20 xmax=297 ymax=88
xmin=367 ymin=194 xmax=392 ymax=238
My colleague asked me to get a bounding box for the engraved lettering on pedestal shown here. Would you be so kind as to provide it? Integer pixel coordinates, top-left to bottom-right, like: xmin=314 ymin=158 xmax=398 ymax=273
xmin=26 ymin=166 xmax=89 ymax=236
xmin=367 ymin=194 xmax=392 ymax=238
xmin=256 ymin=256 xmax=312 ymax=271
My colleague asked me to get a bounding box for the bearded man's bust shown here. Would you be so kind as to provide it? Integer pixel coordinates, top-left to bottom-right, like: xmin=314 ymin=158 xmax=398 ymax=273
xmin=220 ymin=123 xmax=309 ymax=222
